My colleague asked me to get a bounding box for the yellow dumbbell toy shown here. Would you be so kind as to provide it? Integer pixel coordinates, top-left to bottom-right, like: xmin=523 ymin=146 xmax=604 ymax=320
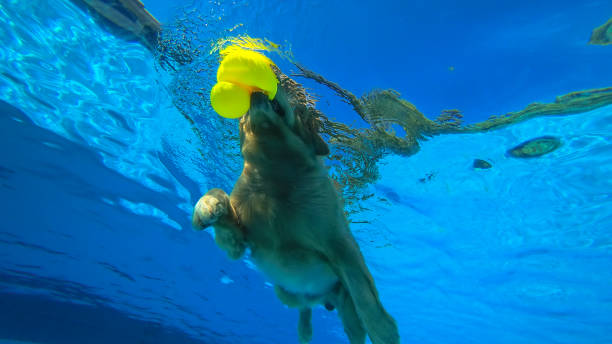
xmin=210 ymin=47 xmax=278 ymax=119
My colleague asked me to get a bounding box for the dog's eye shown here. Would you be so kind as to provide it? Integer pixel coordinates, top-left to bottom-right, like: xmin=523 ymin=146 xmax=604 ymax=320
xmin=271 ymin=99 xmax=285 ymax=117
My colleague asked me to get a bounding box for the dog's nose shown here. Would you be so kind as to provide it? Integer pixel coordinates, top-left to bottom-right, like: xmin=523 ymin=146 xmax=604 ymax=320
xmin=250 ymin=91 xmax=269 ymax=108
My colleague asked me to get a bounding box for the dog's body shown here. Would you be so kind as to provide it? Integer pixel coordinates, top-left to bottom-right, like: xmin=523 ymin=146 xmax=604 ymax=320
xmin=193 ymin=89 xmax=399 ymax=344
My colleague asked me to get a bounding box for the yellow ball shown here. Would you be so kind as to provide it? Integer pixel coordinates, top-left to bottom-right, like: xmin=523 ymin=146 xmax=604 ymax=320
xmin=210 ymin=81 xmax=250 ymax=119
xmin=217 ymin=48 xmax=278 ymax=100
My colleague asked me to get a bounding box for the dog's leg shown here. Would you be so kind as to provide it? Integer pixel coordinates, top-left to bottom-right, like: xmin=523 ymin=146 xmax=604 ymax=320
xmin=275 ymin=286 xmax=313 ymax=343
xmin=192 ymin=188 xmax=245 ymax=259
xmin=298 ymin=308 xmax=313 ymax=343
xmin=329 ymin=284 xmax=366 ymax=344
xmin=327 ymin=237 xmax=399 ymax=344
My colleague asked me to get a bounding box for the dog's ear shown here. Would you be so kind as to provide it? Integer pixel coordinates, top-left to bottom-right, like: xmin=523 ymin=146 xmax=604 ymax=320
xmin=313 ymin=133 xmax=330 ymax=156
xmin=293 ymin=103 xmax=330 ymax=156
xmin=300 ymin=125 xmax=330 ymax=156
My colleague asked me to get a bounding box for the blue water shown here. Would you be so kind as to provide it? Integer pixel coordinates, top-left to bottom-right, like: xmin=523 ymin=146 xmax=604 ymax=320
xmin=146 ymin=0 xmax=612 ymax=124
xmin=1 ymin=0 xmax=611 ymax=343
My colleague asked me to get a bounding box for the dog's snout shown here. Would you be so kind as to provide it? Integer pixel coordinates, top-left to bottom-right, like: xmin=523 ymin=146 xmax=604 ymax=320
xmin=250 ymin=92 xmax=269 ymax=108
xmin=248 ymin=90 xmax=290 ymax=128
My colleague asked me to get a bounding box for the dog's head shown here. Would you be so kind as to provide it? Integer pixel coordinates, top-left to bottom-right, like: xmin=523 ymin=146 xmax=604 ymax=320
xmin=239 ymin=88 xmax=329 ymax=170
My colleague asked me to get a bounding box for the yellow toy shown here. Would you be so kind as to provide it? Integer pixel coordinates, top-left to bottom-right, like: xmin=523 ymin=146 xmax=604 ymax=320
xmin=210 ymin=47 xmax=278 ymax=119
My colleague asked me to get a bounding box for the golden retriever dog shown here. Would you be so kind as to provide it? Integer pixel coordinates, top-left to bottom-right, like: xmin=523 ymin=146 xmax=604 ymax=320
xmin=192 ymin=87 xmax=399 ymax=344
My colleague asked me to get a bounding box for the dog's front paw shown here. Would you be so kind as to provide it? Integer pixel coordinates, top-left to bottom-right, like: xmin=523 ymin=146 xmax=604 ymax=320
xmin=192 ymin=191 xmax=228 ymax=230
xmin=214 ymin=227 xmax=246 ymax=260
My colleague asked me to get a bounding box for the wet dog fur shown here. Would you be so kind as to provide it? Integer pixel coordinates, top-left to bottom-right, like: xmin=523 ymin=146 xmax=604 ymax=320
xmin=192 ymin=88 xmax=399 ymax=344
